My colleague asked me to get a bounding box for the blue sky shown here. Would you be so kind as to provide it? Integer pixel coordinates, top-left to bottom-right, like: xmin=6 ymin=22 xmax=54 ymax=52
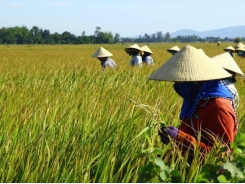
xmin=0 ymin=0 xmax=244 ymax=37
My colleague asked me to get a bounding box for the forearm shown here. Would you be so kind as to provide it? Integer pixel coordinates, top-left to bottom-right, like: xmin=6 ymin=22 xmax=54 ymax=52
xmin=175 ymin=129 xmax=212 ymax=153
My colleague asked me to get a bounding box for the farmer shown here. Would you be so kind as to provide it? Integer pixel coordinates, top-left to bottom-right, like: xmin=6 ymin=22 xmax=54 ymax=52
xmin=141 ymin=45 xmax=154 ymax=65
xmin=235 ymin=46 xmax=245 ymax=58
xmin=167 ymin=46 xmax=180 ymax=56
xmin=212 ymin=52 xmax=244 ymax=109
xmin=224 ymin=46 xmax=235 ymax=57
xmin=125 ymin=44 xmax=143 ymax=67
xmin=92 ymin=47 xmax=117 ymax=69
xmin=235 ymin=42 xmax=245 ymax=49
xmin=148 ymin=45 xmax=237 ymax=162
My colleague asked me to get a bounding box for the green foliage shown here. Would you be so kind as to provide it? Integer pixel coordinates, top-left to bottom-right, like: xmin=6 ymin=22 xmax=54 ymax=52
xmin=234 ymin=37 xmax=242 ymax=43
xmin=136 ymin=132 xmax=245 ymax=183
xmin=0 ymin=25 xmax=240 ymax=44
xmin=197 ymin=133 xmax=245 ymax=182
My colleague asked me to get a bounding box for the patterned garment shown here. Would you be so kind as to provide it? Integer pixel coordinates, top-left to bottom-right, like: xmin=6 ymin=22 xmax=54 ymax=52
xmin=177 ymin=98 xmax=237 ymax=151
xmin=172 ymin=80 xmax=237 ymax=162
xmin=222 ymin=79 xmax=239 ymax=109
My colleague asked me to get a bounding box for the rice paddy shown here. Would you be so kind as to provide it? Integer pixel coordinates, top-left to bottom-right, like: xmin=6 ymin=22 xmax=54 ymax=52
xmin=0 ymin=43 xmax=244 ymax=182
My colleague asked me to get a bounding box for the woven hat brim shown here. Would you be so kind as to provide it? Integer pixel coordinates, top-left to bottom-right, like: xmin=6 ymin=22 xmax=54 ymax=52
xmin=149 ymin=45 xmax=232 ymax=82
xmin=167 ymin=46 xmax=180 ymax=52
xmin=235 ymin=42 xmax=245 ymax=48
xmin=224 ymin=46 xmax=235 ymax=51
xmin=212 ymin=52 xmax=244 ymax=78
xmin=141 ymin=45 xmax=153 ymax=54
xmin=92 ymin=47 xmax=113 ymax=58
xmin=125 ymin=44 xmax=142 ymax=53
xmin=235 ymin=47 xmax=245 ymax=52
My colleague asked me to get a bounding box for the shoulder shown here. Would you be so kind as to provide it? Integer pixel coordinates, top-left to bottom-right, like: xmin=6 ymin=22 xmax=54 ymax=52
xmin=106 ymin=58 xmax=115 ymax=63
xmin=107 ymin=58 xmax=114 ymax=62
xmin=146 ymin=56 xmax=153 ymax=60
xmin=136 ymin=55 xmax=142 ymax=60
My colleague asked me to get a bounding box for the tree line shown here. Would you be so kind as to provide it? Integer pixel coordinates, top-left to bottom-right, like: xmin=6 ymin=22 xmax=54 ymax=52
xmin=124 ymin=32 xmax=243 ymax=43
xmin=0 ymin=25 xmax=243 ymax=44
xmin=0 ymin=26 xmax=119 ymax=44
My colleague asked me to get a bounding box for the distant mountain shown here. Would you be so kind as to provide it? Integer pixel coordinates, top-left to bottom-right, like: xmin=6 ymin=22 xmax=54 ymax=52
xmin=170 ymin=26 xmax=245 ymax=38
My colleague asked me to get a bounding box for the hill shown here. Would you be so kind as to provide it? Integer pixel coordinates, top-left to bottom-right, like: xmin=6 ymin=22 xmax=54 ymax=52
xmin=170 ymin=26 xmax=245 ymax=38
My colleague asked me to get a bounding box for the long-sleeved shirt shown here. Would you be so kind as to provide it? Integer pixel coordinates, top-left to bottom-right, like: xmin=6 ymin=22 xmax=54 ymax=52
xmin=175 ymin=98 xmax=237 ymax=159
xmin=143 ymin=56 xmax=154 ymax=65
xmin=130 ymin=55 xmax=142 ymax=67
xmin=101 ymin=58 xmax=117 ymax=69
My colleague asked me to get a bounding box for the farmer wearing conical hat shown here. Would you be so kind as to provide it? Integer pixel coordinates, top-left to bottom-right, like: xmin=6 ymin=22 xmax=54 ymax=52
xmin=141 ymin=45 xmax=154 ymax=65
xmin=125 ymin=44 xmax=143 ymax=67
xmin=224 ymin=46 xmax=235 ymax=57
xmin=92 ymin=47 xmax=117 ymax=69
xmin=167 ymin=46 xmax=180 ymax=56
xmin=149 ymin=45 xmax=237 ymax=162
xmin=235 ymin=42 xmax=245 ymax=49
xmin=235 ymin=46 xmax=245 ymax=58
xmin=212 ymin=52 xmax=244 ymax=109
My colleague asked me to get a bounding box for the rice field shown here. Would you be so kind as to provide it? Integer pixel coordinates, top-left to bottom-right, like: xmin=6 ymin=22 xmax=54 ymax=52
xmin=0 ymin=43 xmax=245 ymax=182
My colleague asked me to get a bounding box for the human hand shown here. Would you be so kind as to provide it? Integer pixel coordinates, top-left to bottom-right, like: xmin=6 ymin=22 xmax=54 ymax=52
xmin=158 ymin=126 xmax=169 ymax=144
xmin=158 ymin=126 xmax=178 ymax=144
xmin=166 ymin=126 xmax=178 ymax=138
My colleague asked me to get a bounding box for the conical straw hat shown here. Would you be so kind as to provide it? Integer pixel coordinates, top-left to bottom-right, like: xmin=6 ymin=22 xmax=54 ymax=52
xmin=235 ymin=46 xmax=245 ymax=52
xmin=212 ymin=52 xmax=244 ymax=78
xmin=91 ymin=47 xmax=113 ymax=58
xmin=235 ymin=42 xmax=245 ymax=49
xmin=167 ymin=46 xmax=180 ymax=52
xmin=197 ymin=48 xmax=206 ymax=55
xmin=141 ymin=45 xmax=153 ymax=54
xmin=148 ymin=45 xmax=232 ymax=82
xmin=224 ymin=46 xmax=235 ymax=52
xmin=125 ymin=44 xmax=143 ymax=54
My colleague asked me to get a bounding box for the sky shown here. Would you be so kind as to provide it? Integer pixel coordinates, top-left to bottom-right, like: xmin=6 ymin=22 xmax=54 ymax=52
xmin=0 ymin=0 xmax=244 ymax=38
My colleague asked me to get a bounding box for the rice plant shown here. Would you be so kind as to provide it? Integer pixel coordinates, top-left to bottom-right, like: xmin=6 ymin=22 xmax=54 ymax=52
xmin=0 ymin=43 xmax=244 ymax=182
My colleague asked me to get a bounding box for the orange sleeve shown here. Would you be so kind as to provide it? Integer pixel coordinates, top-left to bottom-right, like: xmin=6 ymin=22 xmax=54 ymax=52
xmin=176 ymin=129 xmax=212 ymax=154
xmin=173 ymin=98 xmax=237 ymax=156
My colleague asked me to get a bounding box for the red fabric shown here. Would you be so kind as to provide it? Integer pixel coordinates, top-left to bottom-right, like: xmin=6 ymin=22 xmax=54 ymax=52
xmin=175 ymin=98 xmax=237 ymax=155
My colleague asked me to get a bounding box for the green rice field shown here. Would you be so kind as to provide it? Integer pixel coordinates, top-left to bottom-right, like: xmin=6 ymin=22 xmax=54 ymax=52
xmin=0 ymin=43 xmax=245 ymax=182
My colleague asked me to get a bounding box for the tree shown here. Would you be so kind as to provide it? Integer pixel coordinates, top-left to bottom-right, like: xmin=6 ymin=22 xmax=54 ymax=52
xmin=152 ymin=33 xmax=156 ymax=42
xmin=157 ymin=31 xmax=163 ymax=42
xmin=143 ymin=33 xmax=151 ymax=42
xmin=61 ymin=31 xmax=76 ymax=44
xmin=0 ymin=27 xmax=16 ymax=44
xmin=77 ymin=31 xmax=92 ymax=44
xmin=165 ymin=32 xmax=171 ymax=42
xmin=0 ymin=25 xmax=234 ymax=44
xmin=114 ymin=33 xmax=120 ymax=43
xmin=42 ymin=29 xmax=52 ymax=44
xmin=14 ymin=26 xmax=29 ymax=44
xmin=29 ymin=26 xmax=42 ymax=44
xmin=94 ymin=26 xmax=101 ymax=43
xmin=51 ymin=32 xmax=61 ymax=44
xmin=97 ymin=31 xmax=113 ymax=43
xmin=234 ymin=37 xmax=242 ymax=43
